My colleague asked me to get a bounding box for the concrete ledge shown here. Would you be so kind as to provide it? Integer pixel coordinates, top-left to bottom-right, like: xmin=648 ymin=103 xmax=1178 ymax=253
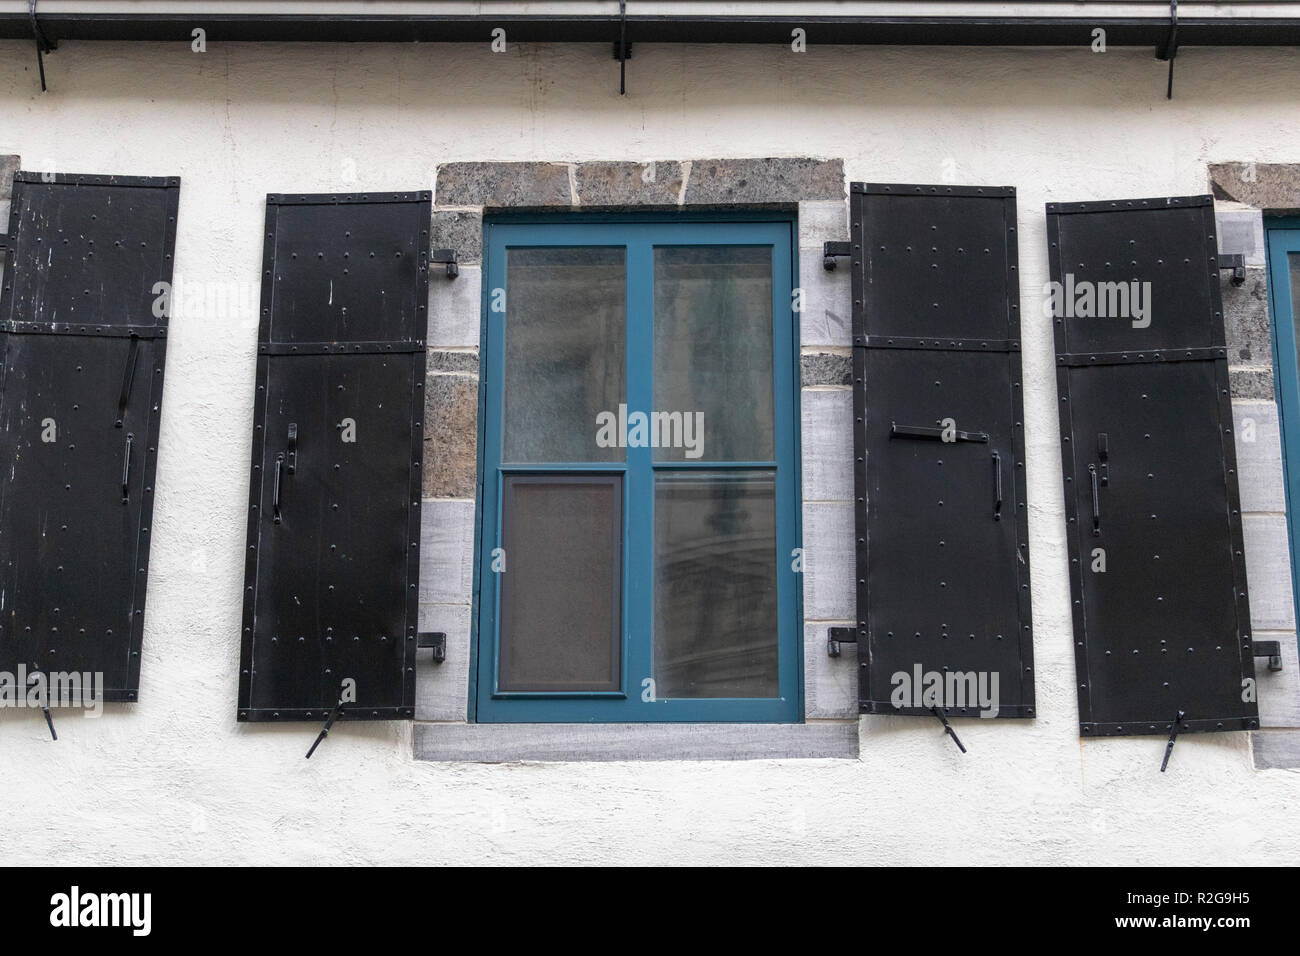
xmin=413 ymin=720 xmax=859 ymax=762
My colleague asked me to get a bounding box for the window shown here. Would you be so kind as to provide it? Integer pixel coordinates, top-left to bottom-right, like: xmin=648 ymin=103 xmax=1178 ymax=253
xmin=1267 ymin=217 xmax=1300 ymax=629
xmin=474 ymin=217 xmax=800 ymax=722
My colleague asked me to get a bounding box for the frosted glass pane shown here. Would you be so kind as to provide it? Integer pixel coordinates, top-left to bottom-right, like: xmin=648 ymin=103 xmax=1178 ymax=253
xmin=504 ymin=247 xmax=625 ymax=463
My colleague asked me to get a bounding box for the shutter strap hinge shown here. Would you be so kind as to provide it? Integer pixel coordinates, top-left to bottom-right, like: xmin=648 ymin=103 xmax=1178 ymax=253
xmin=822 ymin=241 xmax=852 ymax=271
xmin=1254 ymin=639 xmax=1283 ymax=672
xmin=827 ymin=626 xmax=857 ymax=658
xmin=418 ymin=632 xmax=448 ymax=663
xmin=932 ymin=706 xmax=967 ymax=754
xmin=305 ymin=697 xmax=347 ymax=759
xmin=431 ymin=248 xmax=459 ymax=279
xmin=1218 ymin=253 xmax=1246 ymax=286
xmin=1159 ymin=711 xmax=1185 ymax=772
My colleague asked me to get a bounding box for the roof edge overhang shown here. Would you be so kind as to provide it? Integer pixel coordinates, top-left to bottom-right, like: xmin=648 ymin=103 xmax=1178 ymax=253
xmin=2 ymin=11 xmax=1300 ymax=47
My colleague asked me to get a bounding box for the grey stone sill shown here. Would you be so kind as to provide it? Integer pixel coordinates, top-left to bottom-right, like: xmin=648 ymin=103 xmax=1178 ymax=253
xmin=413 ymin=719 xmax=859 ymax=763
xmin=1252 ymin=730 xmax=1300 ymax=769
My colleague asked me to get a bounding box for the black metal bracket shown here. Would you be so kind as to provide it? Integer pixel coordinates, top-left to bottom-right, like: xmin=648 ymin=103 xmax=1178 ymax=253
xmin=1160 ymin=710 xmax=1185 ymax=772
xmin=827 ymin=626 xmax=858 ymax=658
xmin=305 ymin=698 xmax=346 ymax=759
xmin=417 ymin=631 xmax=447 ymax=663
xmin=615 ymin=0 xmax=629 ymax=94
xmin=430 ymin=248 xmax=458 ymax=279
xmin=29 ymin=0 xmax=56 ymax=93
xmin=1254 ymin=639 xmax=1283 ymax=672
xmin=823 ymin=240 xmax=852 ymax=271
xmin=932 ymin=706 xmax=967 ymax=753
xmin=1218 ymin=252 xmax=1246 ymax=286
xmin=1156 ymin=0 xmax=1178 ymax=99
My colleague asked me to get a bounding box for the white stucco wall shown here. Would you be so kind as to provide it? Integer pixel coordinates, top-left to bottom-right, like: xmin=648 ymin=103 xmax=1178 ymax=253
xmin=1 ymin=38 xmax=1299 ymax=865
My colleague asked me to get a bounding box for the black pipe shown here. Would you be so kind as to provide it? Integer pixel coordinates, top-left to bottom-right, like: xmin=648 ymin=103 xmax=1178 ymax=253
xmin=0 ymin=13 xmax=1299 ymax=47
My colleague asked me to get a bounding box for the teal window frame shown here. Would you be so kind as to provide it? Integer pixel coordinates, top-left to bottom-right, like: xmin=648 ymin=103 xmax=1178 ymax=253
xmin=1267 ymin=217 xmax=1300 ymax=638
xmin=470 ymin=213 xmax=802 ymax=723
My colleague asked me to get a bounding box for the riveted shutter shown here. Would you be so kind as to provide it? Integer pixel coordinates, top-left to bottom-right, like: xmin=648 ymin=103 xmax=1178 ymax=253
xmin=1048 ymin=195 xmax=1258 ymax=737
xmin=849 ymin=183 xmax=1034 ymax=718
xmin=0 ymin=171 xmax=180 ymax=702
xmin=238 ymin=191 xmax=430 ymax=722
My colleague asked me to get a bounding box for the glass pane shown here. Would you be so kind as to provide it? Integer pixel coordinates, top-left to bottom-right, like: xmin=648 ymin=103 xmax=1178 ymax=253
xmin=653 ymin=472 xmax=778 ymax=698
xmin=504 ymin=247 xmax=625 ymax=462
xmin=499 ymin=476 xmax=622 ymax=692
xmin=653 ymin=245 xmax=774 ymax=462
xmin=1291 ymin=253 xmax=1300 ymax=372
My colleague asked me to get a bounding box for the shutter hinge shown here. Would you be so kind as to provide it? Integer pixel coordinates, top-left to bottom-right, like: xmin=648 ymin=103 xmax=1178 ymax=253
xmin=418 ymin=631 xmax=447 ymax=663
xmin=822 ymin=241 xmax=852 ymax=271
xmin=1254 ymin=639 xmax=1283 ymax=672
xmin=1218 ymin=253 xmax=1246 ymax=286
xmin=827 ymin=626 xmax=857 ymax=658
xmin=431 ymin=248 xmax=459 ymax=279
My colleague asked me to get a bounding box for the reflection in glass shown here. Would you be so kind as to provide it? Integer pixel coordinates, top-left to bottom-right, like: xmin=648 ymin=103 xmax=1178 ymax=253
xmin=653 ymin=246 xmax=774 ymax=462
xmin=654 ymin=472 xmax=778 ymax=698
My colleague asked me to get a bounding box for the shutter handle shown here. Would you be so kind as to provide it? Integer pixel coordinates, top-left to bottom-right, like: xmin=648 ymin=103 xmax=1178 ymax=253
xmin=991 ymin=451 xmax=1003 ymax=521
xmin=286 ymin=422 xmax=297 ymax=474
xmin=272 ymin=453 xmax=284 ymax=525
xmin=1089 ymin=463 xmax=1101 ymax=536
xmin=120 ymin=433 xmax=133 ymax=504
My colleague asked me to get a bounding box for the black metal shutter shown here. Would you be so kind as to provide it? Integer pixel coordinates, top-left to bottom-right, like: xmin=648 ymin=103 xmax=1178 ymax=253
xmin=238 ymin=191 xmax=430 ymax=722
xmin=1049 ymin=195 xmax=1259 ymax=737
xmin=849 ymin=183 xmax=1034 ymax=717
xmin=0 ymin=172 xmax=180 ymax=701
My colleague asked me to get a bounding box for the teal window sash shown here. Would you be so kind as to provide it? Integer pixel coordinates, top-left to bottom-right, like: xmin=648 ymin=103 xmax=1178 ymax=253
xmin=473 ymin=217 xmax=801 ymax=723
xmin=1265 ymin=217 xmax=1300 ymax=644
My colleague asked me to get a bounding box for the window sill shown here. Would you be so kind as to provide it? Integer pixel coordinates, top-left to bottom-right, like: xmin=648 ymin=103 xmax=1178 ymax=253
xmin=412 ymin=719 xmax=859 ymax=762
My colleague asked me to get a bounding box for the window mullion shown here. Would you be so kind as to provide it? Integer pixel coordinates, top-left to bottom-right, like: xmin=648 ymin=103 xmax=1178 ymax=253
xmin=624 ymin=237 xmax=656 ymax=708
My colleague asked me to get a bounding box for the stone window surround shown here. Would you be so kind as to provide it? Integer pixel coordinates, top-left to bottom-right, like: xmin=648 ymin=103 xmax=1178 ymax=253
xmin=415 ymin=158 xmax=860 ymax=761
